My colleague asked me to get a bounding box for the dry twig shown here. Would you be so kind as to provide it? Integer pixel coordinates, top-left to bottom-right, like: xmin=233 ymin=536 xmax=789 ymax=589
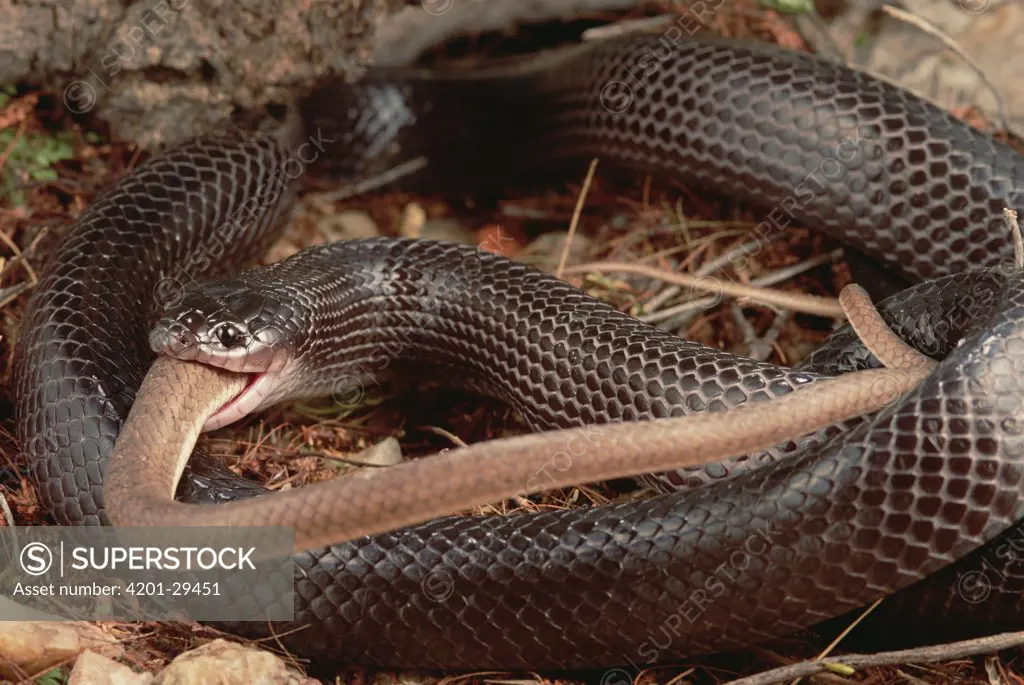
xmin=563 ymin=261 xmax=845 ymax=318
xmin=725 ymin=631 xmax=1024 ymax=685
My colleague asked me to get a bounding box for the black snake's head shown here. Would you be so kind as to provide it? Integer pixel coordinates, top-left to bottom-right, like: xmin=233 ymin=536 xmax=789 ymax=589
xmin=150 ymin=282 xmax=293 ymax=373
xmin=149 ymin=281 xmax=299 ymax=431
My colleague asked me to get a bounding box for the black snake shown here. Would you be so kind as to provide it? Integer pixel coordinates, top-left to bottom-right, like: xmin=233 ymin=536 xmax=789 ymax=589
xmin=14 ymin=29 xmax=1024 ymax=670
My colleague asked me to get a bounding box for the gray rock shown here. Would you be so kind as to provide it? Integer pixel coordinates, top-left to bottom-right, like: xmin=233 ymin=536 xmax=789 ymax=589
xmin=320 ymin=209 xmax=380 ymax=241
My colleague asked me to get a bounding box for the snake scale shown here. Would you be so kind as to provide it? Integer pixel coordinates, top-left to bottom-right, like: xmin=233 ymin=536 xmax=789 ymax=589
xmin=14 ymin=29 xmax=1024 ymax=669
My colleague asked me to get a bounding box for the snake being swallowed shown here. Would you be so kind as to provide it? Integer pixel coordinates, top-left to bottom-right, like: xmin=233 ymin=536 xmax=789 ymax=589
xmin=14 ymin=28 xmax=1024 ymax=670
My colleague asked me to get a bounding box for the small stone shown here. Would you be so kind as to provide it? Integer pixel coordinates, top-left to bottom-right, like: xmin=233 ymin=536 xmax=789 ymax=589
xmin=0 ymin=621 xmax=123 ymax=680
xmin=353 ymin=437 xmax=404 ymax=467
xmin=320 ymin=210 xmax=380 ymax=241
xmin=153 ymin=639 xmax=315 ymax=685
xmin=398 ymin=203 xmax=428 ymax=238
xmin=519 ymin=232 xmax=594 ymax=273
xmin=70 ymin=650 xmax=152 ymax=685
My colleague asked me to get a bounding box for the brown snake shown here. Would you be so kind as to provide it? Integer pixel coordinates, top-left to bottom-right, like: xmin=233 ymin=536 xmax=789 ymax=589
xmin=105 ymin=286 xmax=934 ymax=553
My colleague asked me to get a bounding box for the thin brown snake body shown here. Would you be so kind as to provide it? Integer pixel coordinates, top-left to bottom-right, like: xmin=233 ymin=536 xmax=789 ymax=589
xmin=105 ymin=285 xmax=934 ymax=554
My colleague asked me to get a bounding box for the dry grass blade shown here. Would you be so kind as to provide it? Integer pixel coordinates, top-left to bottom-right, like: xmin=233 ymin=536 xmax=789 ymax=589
xmin=562 ymin=261 xmax=845 ymax=317
xmin=556 ymin=158 xmax=599 ymax=279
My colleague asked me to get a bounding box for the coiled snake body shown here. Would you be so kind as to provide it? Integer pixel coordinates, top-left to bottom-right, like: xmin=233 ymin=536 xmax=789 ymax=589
xmin=14 ymin=31 xmax=1024 ymax=669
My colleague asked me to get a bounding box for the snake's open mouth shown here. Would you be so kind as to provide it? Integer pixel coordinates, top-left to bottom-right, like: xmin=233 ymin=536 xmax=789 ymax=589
xmin=204 ymin=372 xmax=274 ymax=432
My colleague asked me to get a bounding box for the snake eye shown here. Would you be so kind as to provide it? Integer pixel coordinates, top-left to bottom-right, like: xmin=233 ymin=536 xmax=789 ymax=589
xmin=215 ymin=324 xmax=242 ymax=348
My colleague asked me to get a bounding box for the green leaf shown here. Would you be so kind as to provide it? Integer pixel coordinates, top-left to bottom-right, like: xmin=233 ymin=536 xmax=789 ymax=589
xmin=760 ymin=0 xmax=815 ymax=13
xmin=0 ymin=84 xmax=15 ymax=109
xmin=31 ymin=168 xmax=59 ymax=181
xmin=35 ymin=667 xmax=67 ymax=685
xmin=1 ymin=130 xmax=77 ymax=207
